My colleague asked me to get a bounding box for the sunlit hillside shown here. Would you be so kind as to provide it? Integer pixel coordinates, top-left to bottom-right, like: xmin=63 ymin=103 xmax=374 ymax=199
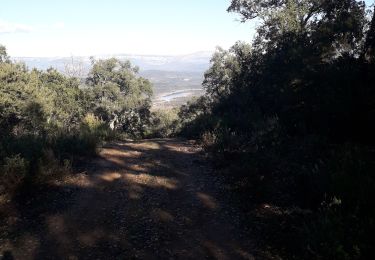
xmin=1 ymin=0 xmax=375 ymax=259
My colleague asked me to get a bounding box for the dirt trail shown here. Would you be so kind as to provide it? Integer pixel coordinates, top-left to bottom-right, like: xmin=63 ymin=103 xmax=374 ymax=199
xmin=1 ymin=139 xmax=254 ymax=259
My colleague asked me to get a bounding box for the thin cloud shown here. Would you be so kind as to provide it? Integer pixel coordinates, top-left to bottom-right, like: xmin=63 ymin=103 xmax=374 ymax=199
xmin=0 ymin=20 xmax=33 ymax=34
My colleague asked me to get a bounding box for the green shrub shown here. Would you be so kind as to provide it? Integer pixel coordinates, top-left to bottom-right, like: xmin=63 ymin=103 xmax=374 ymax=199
xmin=147 ymin=109 xmax=180 ymax=138
xmin=36 ymin=149 xmax=72 ymax=182
xmin=0 ymin=154 xmax=29 ymax=192
xmin=57 ymin=113 xmax=111 ymax=156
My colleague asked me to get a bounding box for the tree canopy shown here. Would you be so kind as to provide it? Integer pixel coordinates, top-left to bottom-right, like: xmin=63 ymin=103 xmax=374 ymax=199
xmin=179 ymin=1 xmax=375 ymax=258
xmin=0 ymin=45 xmax=156 ymax=193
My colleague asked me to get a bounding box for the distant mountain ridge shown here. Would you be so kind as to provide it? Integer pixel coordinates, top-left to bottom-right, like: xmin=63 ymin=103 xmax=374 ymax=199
xmin=13 ymin=51 xmax=213 ymax=74
xmin=13 ymin=52 xmax=211 ymax=105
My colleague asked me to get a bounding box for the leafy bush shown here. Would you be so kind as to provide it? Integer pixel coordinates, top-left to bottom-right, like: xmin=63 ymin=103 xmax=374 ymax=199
xmin=80 ymin=113 xmax=109 ymax=145
xmin=178 ymin=1 xmax=375 ymax=258
xmin=0 ymin=45 xmax=154 ymax=196
xmin=0 ymin=155 xmax=28 ymax=192
xmin=147 ymin=109 xmax=180 ymax=138
xmin=36 ymin=149 xmax=72 ymax=183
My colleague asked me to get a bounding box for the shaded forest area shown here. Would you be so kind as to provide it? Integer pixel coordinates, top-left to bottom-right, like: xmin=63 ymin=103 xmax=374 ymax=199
xmin=1 ymin=0 xmax=375 ymax=259
xmin=178 ymin=0 xmax=375 ymax=258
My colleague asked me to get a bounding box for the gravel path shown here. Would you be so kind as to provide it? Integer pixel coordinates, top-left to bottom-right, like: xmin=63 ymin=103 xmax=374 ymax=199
xmin=0 ymin=139 xmax=254 ymax=259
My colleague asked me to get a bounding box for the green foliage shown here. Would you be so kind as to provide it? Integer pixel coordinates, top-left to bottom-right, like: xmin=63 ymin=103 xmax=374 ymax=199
xmin=179 ymin=1 xmax=375 ymax=258
xmin=0 ymin=46 xmax=155 ymax=194
xmin=0 ymin=154 xmax=28 ymax=192
xmin=147 ymin=108 xmax=180 ymax=138
xmin=78 ymin=113 xmax=110 ymax=153
xmin=86 ymin=57 xmax=153 ymax=137
xmin=36 ymin=149 xmax=72 ymax=182
xmin=178 ymin=96 xmax=214 ymax=138
xmin=305 ymin=144 xmax=375 ymax=259
xmin=0 ymin=45 xmax=9 ymax=63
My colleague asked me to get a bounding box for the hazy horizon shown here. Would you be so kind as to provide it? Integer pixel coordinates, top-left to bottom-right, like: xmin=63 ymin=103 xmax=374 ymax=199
xmin=12 ymin=50 xmax=214 ymax=58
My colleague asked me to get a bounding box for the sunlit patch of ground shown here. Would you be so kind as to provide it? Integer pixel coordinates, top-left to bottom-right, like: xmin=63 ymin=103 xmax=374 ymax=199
xmin=196 ymin=192 xmax=218 ymax=210
xmin=54 ymin=172 xmax=95 ymax=188
xmin=126 ymin=141 xmax=161 ymax=151
xmin=124 ymin=164 xmax=148 ymax=172
xmin=100 ymin=172 xmax=122 ymax=182
xmin=100 ymin=148 xmax=142 ymax=159
xmin=0 ymin=139 xmax=254 ymax=259
xmin=163 ymin=143 xmax=198 ymax=154
xmin=124 ymin=173 xmax=178 ymax=189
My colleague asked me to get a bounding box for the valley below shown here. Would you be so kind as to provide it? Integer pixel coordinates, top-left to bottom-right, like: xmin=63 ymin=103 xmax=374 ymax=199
xmin=15 ymin=52 xmax=211 ymax=108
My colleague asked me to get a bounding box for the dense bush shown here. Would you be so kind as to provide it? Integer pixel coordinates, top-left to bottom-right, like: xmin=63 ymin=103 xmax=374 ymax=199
xmin=179 ymin=1 xmax=375 ymax=258
xmin=0 ymin=154 xmax=28 ymax=193
xmin=147 ymin=108 xmax=180 ymax=138
xmin=0 ymin=46 xmax=154 ymax=194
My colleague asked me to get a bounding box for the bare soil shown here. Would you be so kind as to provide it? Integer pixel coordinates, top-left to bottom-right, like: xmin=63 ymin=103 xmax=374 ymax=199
xmin=0 ymin=139 xmax=254 ymax=259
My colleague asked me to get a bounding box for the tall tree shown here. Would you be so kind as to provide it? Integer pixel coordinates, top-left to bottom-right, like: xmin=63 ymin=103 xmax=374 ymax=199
xmin=0 ymin=44 xmax=10 ymax=63
xmin=86 ymin=58 xmax=153 ymax=134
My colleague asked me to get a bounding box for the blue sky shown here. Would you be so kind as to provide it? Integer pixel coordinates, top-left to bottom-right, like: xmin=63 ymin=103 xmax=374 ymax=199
xmin=0 ymin=0 xmax=373 ymax=57
xmin=0 ymin=0 xmax=254 ymax=57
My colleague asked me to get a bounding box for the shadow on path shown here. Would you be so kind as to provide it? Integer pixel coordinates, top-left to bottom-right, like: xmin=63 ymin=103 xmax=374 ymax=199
xmin=0 ymin=139 xmax=254 ymax=259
